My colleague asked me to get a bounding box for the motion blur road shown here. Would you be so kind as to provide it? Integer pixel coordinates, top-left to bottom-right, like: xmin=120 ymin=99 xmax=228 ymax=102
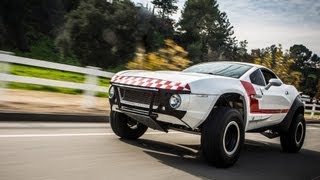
xmin=0 ymin=122 xmax=320 ymax=180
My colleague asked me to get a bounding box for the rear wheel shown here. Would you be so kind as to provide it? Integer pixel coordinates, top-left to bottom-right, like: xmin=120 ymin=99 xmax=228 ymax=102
xmin=110 ymin=111 xmax=148 ymax=140
xmin=280 ymin=114 xmax=305 ymax=153
xmin=201 ymin=107 xmax=244 ymax=168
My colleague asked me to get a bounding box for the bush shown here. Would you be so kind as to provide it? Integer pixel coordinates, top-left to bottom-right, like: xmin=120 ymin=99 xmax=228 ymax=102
xmin=126 ymin=39 xmax=191 ymax=71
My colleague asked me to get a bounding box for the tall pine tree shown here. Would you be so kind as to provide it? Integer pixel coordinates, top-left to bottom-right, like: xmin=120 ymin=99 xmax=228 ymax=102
xmin=151 ymin=0 xmax=178 ymax=19
xmin=178 ymin=0 xmax=236 ymax=63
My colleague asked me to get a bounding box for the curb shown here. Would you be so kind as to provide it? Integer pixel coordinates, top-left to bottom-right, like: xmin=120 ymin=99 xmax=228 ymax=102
xmin=0 ymin=112 xmax=109 ymax=122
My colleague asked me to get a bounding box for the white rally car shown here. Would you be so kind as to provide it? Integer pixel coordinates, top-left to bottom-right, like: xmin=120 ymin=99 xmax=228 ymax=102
xmin=108 ymin=62 xmax=305 ymax=167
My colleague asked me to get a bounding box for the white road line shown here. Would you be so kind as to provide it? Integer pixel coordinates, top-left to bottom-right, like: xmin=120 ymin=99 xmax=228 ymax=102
xmin=0 ymin=131 xmax=182 ymax=138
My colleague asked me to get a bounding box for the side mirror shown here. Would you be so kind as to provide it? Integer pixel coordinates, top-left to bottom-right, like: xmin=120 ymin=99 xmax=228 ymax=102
xmin=265 ymin=78 xmax=282 ymax=90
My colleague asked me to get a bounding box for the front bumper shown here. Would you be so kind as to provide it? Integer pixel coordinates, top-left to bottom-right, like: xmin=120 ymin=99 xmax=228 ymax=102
xmin=109 ymin=84 xmax=219 ymax=130
xmin=109 ymin=84 xmax=189 ymax=131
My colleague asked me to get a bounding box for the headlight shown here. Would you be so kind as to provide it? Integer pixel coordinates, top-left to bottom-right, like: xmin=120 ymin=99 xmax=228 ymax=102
xmin=108 ymin=86 xmax=115 ymax=98
xmin=169 ymin=94 xmax=181 ymax=109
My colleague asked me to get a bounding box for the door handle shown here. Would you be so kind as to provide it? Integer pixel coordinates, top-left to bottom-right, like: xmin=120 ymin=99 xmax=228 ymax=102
xmin=251 ymin=94 xmax=262 ymax=99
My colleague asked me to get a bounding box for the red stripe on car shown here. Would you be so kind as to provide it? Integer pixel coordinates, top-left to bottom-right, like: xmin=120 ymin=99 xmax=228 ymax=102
xmin=240 ymin=80 xmax=288 ymax=114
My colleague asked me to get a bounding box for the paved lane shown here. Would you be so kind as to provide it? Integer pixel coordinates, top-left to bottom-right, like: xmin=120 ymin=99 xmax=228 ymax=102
xmin=0 ymin=122 xmax=320 ymax=180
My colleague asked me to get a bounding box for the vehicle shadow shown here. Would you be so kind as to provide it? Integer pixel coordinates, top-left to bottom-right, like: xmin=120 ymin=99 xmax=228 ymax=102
xmin=120 ymin=138 xmax=320 ymax=180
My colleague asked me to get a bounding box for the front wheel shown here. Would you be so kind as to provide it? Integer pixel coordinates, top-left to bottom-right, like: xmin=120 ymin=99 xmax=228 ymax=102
xmin=110 ymin=111 xmax=148 ymax=140
xmin=201 ymin=107 xmax=244 ymax=168
xmin=280 ymin=114 xmax=305 ymax=153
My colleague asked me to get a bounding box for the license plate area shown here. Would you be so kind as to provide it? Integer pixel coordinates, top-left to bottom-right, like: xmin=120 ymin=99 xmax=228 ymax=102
xmin=118 ymin=87 xmax=160 ymax=109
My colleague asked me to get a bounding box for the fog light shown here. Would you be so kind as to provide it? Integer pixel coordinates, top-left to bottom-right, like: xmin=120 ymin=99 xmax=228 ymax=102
xmin=108 ymin=86 xmax=115 ymax=98
xmin=169 ymin=94 xmax=181 ymax=109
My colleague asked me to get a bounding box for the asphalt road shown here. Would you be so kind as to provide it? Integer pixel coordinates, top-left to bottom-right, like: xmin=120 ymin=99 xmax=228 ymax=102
xmin=0 ymin=122 xmax=320 ymax=180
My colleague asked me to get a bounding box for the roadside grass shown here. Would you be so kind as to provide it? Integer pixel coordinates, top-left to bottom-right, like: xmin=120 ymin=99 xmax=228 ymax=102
xmin=8 ymin=64 xmax=110 ymax=97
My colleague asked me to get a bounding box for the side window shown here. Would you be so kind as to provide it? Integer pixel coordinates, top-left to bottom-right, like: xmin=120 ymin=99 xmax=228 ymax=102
xmin=261 ymin=69 xmax=277 ymax=84
xmin=250 ymin=69 xmax=266 ymax=86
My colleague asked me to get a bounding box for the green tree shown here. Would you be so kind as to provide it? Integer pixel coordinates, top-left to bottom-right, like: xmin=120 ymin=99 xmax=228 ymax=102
xmin=315 ymin=79 xmax=320 ymax=99
xmin=178 ymin=0 xmax=236 ymax=63
xmin=289 ymin=44 xmax=313 ymax=70
xmin=289 ymin=44 xmax=320 ymax=97
xmin=226 ymin=40 xmax=252 ymax=63
xmin=151 ymin=0 xmax=178 ymax=19
xmin=253 ymin=45 xmax=301 ymax=88
xmin=0 ymin=0 xmax=75 ymax=51
xmin=135 ymin=5 xmax=175 ymax=53
xmin=56 ymin=0 xmax=137 ymax=68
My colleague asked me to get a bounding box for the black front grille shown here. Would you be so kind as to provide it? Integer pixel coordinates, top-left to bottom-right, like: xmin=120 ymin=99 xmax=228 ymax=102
xmin=119 ymin=88 xmax=160 ymax=106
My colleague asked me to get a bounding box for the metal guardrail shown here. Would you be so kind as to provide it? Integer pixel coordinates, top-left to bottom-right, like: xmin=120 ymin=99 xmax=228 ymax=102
xmin=304 ymin=103 xmax=320 ymax=118
xmin=0 ymin=53 xmax=115 ymax=108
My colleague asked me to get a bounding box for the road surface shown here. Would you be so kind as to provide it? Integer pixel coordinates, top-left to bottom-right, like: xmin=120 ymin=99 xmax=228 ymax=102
xmin=0 ymin=121 xmax=320 ymax=180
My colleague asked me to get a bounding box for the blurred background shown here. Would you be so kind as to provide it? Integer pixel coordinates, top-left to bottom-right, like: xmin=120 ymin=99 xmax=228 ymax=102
xmin=0 ymin=0 xmax=320 ymax=118
xmin=0 ymin=1 xmax=320 ymax=179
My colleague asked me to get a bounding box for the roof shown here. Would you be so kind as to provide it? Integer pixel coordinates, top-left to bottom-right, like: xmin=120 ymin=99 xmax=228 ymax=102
xmin=196 ymin=61 xmax=265 ymax=68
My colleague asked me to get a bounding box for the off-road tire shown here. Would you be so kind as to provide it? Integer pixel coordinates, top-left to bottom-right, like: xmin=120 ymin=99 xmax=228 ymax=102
xmin=110 ymin=111 xmax=148 ymax=140
xmin=280 ymin=113 xmax=305 ymax=153
xmin=201 ymin=107 xmax=244 ymax=168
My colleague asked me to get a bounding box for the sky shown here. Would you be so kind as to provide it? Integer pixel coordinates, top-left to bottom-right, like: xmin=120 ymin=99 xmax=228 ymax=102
xmin=133 ymin=0 xmax=320 ymax=55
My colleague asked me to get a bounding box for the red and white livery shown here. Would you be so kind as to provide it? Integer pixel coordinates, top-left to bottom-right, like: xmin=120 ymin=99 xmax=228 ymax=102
xmin=108 ymin=62 xmax=305 ymax=168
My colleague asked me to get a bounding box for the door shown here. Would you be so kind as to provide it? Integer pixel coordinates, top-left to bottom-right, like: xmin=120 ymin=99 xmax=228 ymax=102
xmin=246 ymin=69 xmax=265 ymax=129
xmin=258 ymin=69 xmax=291 ymax=127
xmin=246 ymin=68 xmax=291 ymax=129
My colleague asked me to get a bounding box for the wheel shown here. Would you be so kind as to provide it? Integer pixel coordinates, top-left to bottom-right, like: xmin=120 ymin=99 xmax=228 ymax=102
xmin=110 ymin=111 xmax=148 ymax=140
xmin=201 ymin=107 xmax=244 ymax=168
xmin=280 ymin=113 xmax=305 ymax=153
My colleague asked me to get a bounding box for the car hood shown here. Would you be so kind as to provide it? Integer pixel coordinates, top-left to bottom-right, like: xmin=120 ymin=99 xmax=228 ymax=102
xmin=111 ymin=70 xmax=236 ymax=92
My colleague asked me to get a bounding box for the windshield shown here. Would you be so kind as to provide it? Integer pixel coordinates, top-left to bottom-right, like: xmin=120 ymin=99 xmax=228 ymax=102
xmin=183 ymin=62 xmax=252 ymax=78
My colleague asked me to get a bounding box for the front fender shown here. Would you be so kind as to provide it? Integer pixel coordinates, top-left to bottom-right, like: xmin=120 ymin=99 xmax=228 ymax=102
xmin=181 ymin=94 xmax=219 ymax=129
